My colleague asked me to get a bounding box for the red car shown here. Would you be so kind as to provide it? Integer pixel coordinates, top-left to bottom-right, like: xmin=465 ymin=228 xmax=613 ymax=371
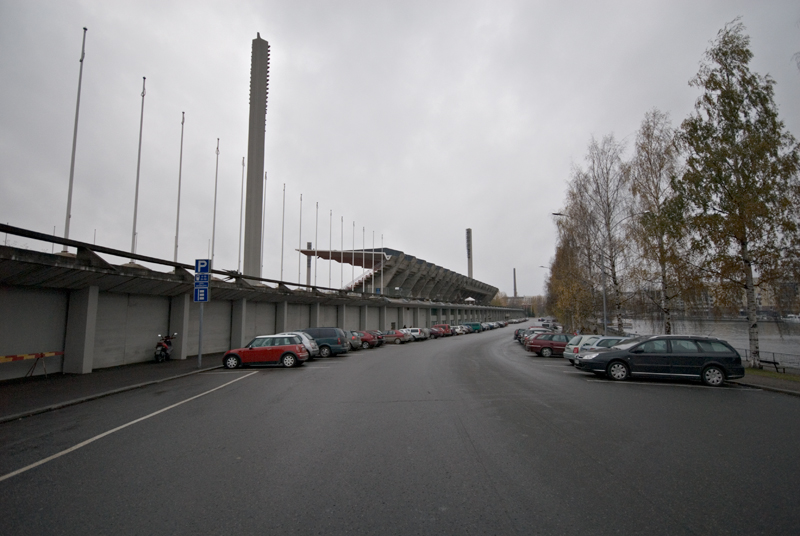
xmin=429 ymin=327 xmax=445 ymax=339
xmin=223 ymin=334 xmax=309 ymax=368
xmin=367 ymin=330 xmax=385 ymax=346
xmin=433 ymin=324 xmax=452 ymax=336
xmin=357 ymin=331 xmax=379 ymax=349
xmin=525 ymin=333 xmax=571 ymax=357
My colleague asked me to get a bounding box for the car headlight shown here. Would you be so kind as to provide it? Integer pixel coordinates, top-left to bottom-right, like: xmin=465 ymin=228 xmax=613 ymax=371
xmin=581 ymin=353 xmax=599 ymax=360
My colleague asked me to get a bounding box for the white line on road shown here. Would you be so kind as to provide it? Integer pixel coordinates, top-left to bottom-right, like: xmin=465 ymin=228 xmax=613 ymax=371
xmin=0 ymin=371 xmax=258 ymax=483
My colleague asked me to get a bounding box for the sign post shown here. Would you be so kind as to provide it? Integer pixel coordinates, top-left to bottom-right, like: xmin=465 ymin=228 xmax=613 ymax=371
xmin=194 ymin=259 xmax=210 ymax=368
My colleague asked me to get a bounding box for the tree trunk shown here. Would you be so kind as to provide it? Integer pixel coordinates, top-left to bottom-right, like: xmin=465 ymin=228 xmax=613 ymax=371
xmin=658 ymin=234 xmax=671 ymax=335
xmin=742 ymin=241 xmax=760 ymax=368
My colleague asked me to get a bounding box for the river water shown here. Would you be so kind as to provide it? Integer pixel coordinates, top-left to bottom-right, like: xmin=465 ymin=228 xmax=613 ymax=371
xmin=630 ymin=318 xmax=800 ymax=359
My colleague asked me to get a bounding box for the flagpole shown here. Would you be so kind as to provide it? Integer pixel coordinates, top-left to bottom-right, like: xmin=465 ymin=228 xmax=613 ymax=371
xmin=63 ymin=27 xmax=88 ymax=253
xmin=340 ymin=216 xmax=343 ymax=288
xmin=297 ymin=194 xmax=303 ymax=284
xmin=280 ymin=183 xmax=285 ymax=281
xmin=130 ymin=76 xmax=146 ymax=258
xmin=210 ymin=138 xmax=220 ymax=270
xmin=314 ymin=202 xmax=319 ymax=286
xmin=328 ymin=209 xmax=332 ymax=288
xmin=173 ymin=112 xmax=185 ymax=263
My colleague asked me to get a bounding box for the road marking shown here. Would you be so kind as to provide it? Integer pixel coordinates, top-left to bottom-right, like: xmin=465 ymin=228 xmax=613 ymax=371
xmin=0 ymin=371 xmax=258 ymax=483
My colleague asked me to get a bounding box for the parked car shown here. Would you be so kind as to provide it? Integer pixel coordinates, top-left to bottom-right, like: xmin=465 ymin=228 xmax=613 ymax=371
xmin=278 ymin=331 xmax=320 ymax=359
xmin=563 ymin=334 xmax=602 ymax=365
xmin=409 ymin=328 xmax=428 ymax=341
xmin=576 ymin=336 xmax=633 ymax=358
xmin=574 ymin=335 xmax=745 ymax=386
xmin=223 ymin=334 xmax=309 ymax=369
xmin=464 ymin=322 xmax=483 ymax=333
xmin=299 ymin=327 xmax=350 ymax=357
xmin=452 ymin=325 xmax=467 ymax=335
xmin=348 ymin=331 xmax=363 ymax=351
xmin=367 ymin=330 xmax=385 ymax=346
xmin=433 ymin=324 xmax=453 ymax=336
xmin=429 ymin=327 xmax=445 ymax=339
xmin=382 ymin=329 xmax=412 ymax=344
xmin=525 ymin=333 xmax=572 ymax=357
xmin=357 ymin=331 xmax=379 ymax=349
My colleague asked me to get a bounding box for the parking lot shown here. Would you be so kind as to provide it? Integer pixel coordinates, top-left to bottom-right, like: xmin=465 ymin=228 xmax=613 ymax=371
xmin=2 ymin=324 xmax=799 ymax=534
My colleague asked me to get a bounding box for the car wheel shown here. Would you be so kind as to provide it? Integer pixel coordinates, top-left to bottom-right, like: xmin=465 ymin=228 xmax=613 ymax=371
xmin=702 ymin=365 xmax=725 ymax=387
xmin=281 ymin=353 xmax=297 ymax=368
xmin=394 ymin=338 xmax=401 ymax=345
xmin=361 ymin=341 xmax=370 ymax=349
xmin=541 ymin=347 xmax=553 ymax=357
xmin=607 ymin=361 xmax=629 ymax=381
xmin=319 ymin=346 xmax=331 ymax=358
xmin=223 ymin=355 xmax=240 ymax=369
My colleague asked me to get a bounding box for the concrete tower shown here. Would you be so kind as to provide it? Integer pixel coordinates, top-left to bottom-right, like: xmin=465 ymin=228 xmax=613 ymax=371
xmin=466 ymin=228 xmax=473 ymax=279
xmin=243 ymin=33 xmax=270 ymax=278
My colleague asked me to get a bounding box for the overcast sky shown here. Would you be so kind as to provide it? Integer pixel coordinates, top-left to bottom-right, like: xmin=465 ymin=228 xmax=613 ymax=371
xmin=1 ymin=0 xmax=798 ymax=297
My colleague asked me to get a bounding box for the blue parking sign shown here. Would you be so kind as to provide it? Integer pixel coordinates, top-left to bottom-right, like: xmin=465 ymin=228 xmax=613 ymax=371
xmin=194 ymin=287 xmax=209 ymax=302
xmin=195 ymin=259 xmax=210 ymax=273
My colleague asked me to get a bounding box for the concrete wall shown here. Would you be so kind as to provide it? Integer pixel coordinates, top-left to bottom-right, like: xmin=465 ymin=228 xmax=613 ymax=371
xmin=187 ymin=300 xmax=232 ymax=355
xmin=367 ymin=307 xmax=380 ymax=330
xmin=287 ymin=303 xmax=310 ymax=331
xmin=93 ymin=294 xmax=170 ymax=368
xmin=0 ymin=281 xmax=522 ymax=380
xmin=320 ymin=305 xmax=338 ymax=326
xmin=0 ymin=286 xmax=68 ymax=380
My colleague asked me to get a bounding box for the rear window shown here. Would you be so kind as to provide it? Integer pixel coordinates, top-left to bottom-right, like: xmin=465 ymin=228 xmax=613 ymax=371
xmin=697 ymin=340 xmax=735 ymax=353
xmin=568 ymin=335 xmax=583 ymax=345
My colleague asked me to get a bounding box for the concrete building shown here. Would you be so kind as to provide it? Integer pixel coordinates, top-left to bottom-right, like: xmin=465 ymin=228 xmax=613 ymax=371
xmin=0 ymin=233 xmax=521 ymax=381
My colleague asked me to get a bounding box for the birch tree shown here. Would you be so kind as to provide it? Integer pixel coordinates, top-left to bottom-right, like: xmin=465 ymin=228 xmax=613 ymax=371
xmin=676 ymin=20 xmax=800 ymax=367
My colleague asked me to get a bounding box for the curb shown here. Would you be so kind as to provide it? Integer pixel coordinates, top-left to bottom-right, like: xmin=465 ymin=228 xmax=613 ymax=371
xmin=729 ymin=381 xmax=800 ymax=398
xmin=0 ymin=365 xmax=223 ymax=425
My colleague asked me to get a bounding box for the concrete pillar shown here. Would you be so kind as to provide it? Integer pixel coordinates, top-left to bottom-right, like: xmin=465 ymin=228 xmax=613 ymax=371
xmin=276 ymin=301 xmax=288 ymax=333
xmin=63 ymin=286 xmax=99 ymax=374
xmin=359 ymin=306 xmax=368 ymax=330
xmin=412 ymin=307 xmax=420 ymax=327
xmin=230 ymin=298 xmax=247 ymax=349
xmin=169 ymin=293 xmax=191 ymax=360
xmin=379 ymin=306 xmax=387 ymax=331
xmin=338 ymin=304 xmax=347 ymax=329
xmin=398 ymin=307 xmax=405 ymax=328
xmin=444 ymin=308 xmax=451 ymax=324
xmin=425 ymin=308 xmax=432 ymax=328
xmin=310 ymin=303 xmax=320 ymax=328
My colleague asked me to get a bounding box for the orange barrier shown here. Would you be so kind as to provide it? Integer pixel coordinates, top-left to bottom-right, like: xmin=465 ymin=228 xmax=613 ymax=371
xmin=0 ymin=351 xmax=63 ymax=378
xmin=0 ymin=351 xmax=63 ymax=363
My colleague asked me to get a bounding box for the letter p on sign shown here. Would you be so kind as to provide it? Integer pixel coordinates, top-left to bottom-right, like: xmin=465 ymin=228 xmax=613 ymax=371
xmin=195 ymin=259 xmax=210 ymax=273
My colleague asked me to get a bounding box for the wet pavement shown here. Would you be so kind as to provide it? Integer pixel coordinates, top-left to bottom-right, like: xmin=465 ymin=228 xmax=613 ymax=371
xmin=1 ymin=354 xmax=798 ymax=424
xmin=0 ymin=355 xmax=223 ymax=423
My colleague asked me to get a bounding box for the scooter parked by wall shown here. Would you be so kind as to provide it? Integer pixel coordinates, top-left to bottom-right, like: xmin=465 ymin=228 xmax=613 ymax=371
xmin=154 ymin=333 xmax=178 ymax=362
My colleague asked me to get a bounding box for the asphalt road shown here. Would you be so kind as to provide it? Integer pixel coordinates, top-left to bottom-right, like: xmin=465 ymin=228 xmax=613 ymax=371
xmin=2 ymin=327 xmax=799 ymax=534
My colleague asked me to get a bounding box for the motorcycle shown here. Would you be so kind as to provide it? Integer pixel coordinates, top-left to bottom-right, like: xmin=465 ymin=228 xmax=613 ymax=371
xmin=154 ymin=333 xmax=178 ymax=362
